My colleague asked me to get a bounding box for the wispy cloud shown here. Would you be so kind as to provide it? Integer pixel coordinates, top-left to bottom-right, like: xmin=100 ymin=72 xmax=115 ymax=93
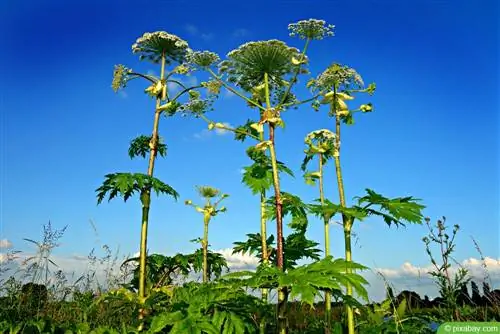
xmin=232 ymin=28 xmax=250 ymax=39
xmin=184 ymin=24 xmax=199 ymax=36
xmin=200 ymin=33 xmax=214 ymax=42
xmin=0 ymin=239 xmax=12 ymax=249
xmin=118 ymin=91 xmax=128 ymax=99
xmin=184 ymin=24 xmax=215 ymax=42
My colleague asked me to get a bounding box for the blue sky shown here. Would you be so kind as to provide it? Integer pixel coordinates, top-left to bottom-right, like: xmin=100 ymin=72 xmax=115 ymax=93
xmin=1 ymin=0 xmax=498 ymax=295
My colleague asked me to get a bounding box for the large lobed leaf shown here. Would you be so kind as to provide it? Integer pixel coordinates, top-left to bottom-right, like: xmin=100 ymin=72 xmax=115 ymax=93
xmin=96 ymin=173 xmax=179 ymax=204
xmin=355 ymin=188 xmax=425 ymax=226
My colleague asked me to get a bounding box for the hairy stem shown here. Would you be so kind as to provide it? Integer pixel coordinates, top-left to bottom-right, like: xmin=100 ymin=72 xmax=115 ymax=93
xmin=265 ymin=72 xmax=287 ymax=334
xmin=332 ymin=104 xmax=355 ymax=334
xmin=260 ymin=128 xmax=269 ymax=301
xmin=138 ymin=52 xmax=166 ymax=321
xmin=319 ymin=154 xmax=332 ymax=332
xmin=203 ymin=214 xmax=210 ymax=283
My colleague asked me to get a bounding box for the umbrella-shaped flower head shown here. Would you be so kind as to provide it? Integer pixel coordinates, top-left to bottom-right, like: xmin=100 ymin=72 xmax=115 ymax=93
xmin=312 ymin=63 xmax=364 ymax=91
xmin=187 ymin=50 xmax=220 ymax=68
xmin=288 ymin=19 xmax=335 ymax=40
xmin=132 ymin=31 xmax=190 ymax=64
xmin=219 ymin=40 xmax=306 ymax=92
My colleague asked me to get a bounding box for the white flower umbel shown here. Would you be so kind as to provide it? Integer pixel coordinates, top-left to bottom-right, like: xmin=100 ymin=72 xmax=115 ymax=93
xmin=132 ymin=31 xmax=190 ymax=64
xmin=288 ymin=19 xmax=335 ymax=40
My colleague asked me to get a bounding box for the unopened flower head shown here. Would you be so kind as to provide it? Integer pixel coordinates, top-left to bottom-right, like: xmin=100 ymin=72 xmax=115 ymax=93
xmin=314 ymin=63 xmax=364 ymax=91
xmin=288 ymin=19 xmax=335 ymax=40
xmin=197 ymin=186 xmax=220 ymax=199
xmin=132 ymin=31 xmax=189 ymax=64
xmin=305 ymin=129 xmax=336 ymax=144
xmin=219 ymin=40 xmax=303 ymax=91
xmin=305 ymin=129 xmax=337 ymax=155
xmin=186 ymin=50 xmax=220 ymax=68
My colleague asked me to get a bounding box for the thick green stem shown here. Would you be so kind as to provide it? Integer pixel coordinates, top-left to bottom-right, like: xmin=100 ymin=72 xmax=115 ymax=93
xmin=260 ymin=190 xmax=269 ymax=300
xmin=203 ymin=214 xmax=210 ymax=283
xmin=332 ymin=104 xmax=355 ymax=334
xmin=138 ymin=53 xmax=166 ymax=327
xmin=319 ymin=154 xmax=332 ymax=333
xmin=264 ymin=72 xmax=287 ymax=334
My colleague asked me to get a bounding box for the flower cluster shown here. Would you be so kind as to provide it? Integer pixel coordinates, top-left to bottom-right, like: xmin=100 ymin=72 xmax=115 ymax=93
xmin=219 ymin=40 xmax=302 ymax=92
xmin=288 ymin=19 xmax=335 ymax=40
xmin=313 ymin=63 xmax=364 ymax=91
xmin=202 ymin=79 xmax=223 ymax=95
xmin=186 ymin=50 xmax=220 ymax=68
xmin=111 ymin=64 xmax=131 ymax=92
xmin=304 ymin=129 xmax=337 ymax=156
xmin=178 ymin=98 xmax=213 ymax=117
xmin=132 ymin=31 xmax=189 ymax=64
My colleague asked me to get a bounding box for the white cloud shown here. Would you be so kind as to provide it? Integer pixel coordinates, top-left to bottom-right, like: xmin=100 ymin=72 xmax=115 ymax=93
xmin=184 ymin=24 xmax=214 ymax=41
xmin=216 ymin=248 xmax=260 ymax=270
xmin=118 ymin=91 xmax=128 ymax=99
xmin=376 ymin=257 xmax=500 ymax=282
xmin=184 ymin=24 xmax=198 ymax=35
xmin=200 ymin=33 xmax=214 ymax=42
xmin=0 ymin=239 xmax=12 ymax=249
xmin=369 ymin=257 xmax=500 ymax=301
xmin=232 ymin=28 xmax=250 ymax=38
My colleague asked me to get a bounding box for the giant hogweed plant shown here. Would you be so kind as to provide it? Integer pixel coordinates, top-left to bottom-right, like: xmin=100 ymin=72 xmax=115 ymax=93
xmin=97 ymin=31 xmax=217 ymax=315
xmin=185 ymin=186 xmax=229 ymax=283
xmin=189 ymin=19 xmax=335 ymax=333
xmin=301 ymin=129 xmax=337 ymax=330
xmin=308 ymin=63 xmax=426 ymax=334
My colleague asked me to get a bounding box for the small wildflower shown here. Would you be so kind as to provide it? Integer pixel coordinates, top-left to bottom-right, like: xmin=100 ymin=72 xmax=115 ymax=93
xmin=288 ymin=19 xmax=335 ymax=40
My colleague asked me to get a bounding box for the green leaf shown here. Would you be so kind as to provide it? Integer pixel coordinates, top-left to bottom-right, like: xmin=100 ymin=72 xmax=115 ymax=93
xmin=96 ymin=173 xmax=179 ymax=204
xmin=148 ymin=312 xmax=183 ymax=333
xmin=265 ymin=192 xmax=308 ymax=231
xmin=308 ymin=199 xmax=368 ymax=222
xmin=128 ymin=135 xmax=167 ymax=159
xmin=241 ymin=147 xmax=293 ymax=195
xmin=234 ymin=119 xmax=260 ymax=142
xmin=355 ymin=188 xmax=425 ymax=226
